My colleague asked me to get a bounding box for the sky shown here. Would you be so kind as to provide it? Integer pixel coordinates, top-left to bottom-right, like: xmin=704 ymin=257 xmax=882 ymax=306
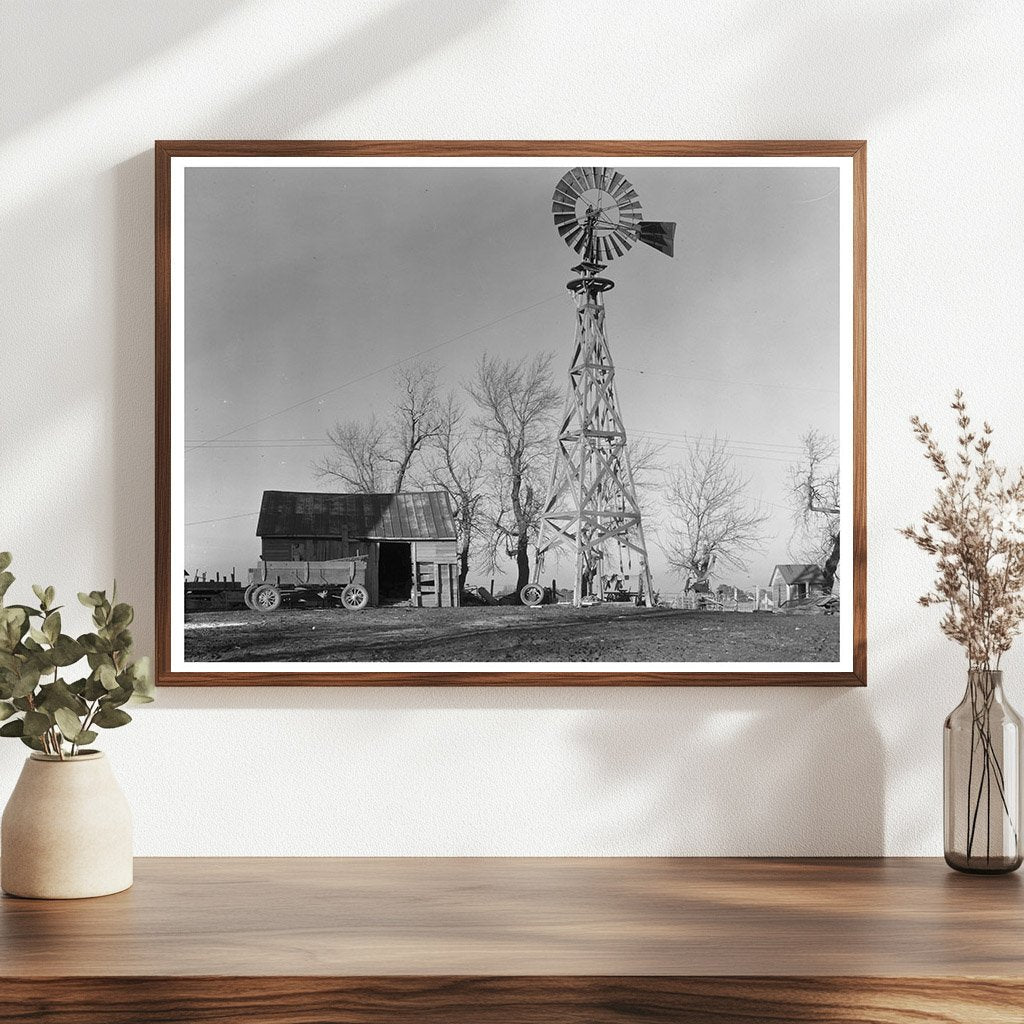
xmin=183 ymin=163 xmax=840 ymax=596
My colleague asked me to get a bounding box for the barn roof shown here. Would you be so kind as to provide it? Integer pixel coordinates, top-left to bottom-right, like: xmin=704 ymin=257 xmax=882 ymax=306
xmin=256 ymin=490 xmax=456 ymax=541
xmin=770 ymin=563 xmax=827 ymax=586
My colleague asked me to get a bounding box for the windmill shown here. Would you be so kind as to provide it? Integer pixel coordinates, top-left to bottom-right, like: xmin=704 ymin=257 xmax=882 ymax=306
xmin=523 ymin=167 xmax=675 ymax=608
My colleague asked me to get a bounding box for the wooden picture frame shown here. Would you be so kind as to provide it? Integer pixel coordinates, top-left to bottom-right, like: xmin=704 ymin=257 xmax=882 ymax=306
xmin=156 ymin=141 xmax=866 ymax=686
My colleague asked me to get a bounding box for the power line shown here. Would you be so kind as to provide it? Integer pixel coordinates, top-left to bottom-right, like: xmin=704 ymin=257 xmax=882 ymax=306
xmin=618 ymin=365 xmax=838 ymax=395
xmin=633 ymin=427 xmax=806 ymax=453
xmin=186 ymin=294 xmax=562 ymax=453
xmin=185 ymin=511 xmax=258 ymax=527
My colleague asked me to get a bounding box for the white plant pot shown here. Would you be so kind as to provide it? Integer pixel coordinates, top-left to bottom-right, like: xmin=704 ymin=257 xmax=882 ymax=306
xmin=1 ymin=751 xmax=133 ymax=899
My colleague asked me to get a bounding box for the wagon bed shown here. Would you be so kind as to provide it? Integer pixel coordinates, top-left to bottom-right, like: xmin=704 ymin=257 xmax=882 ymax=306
xmin=245 ymin=558 xmax=369 ymax=612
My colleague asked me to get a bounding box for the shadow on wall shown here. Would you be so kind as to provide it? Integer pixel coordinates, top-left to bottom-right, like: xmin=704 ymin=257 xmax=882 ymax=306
xmin=106 ymin=0 xmax=507 ymax=659
xmin=572 ymin=687 xmax=884 ymax=855
xmin=6 ymin=0 xmax=977 ymax=854
xmin=0 ymin=1 xmax=244 ymax=138
xmin=146 ymin=680 xmax=885 ymax=856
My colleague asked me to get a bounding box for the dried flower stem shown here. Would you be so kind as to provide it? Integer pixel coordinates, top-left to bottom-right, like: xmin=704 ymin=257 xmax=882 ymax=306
xmin=904 ymin=392 xmax=1024 ymax=864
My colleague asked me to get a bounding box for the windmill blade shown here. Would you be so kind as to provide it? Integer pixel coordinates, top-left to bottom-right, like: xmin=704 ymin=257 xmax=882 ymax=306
xmin=566 ymin=167 xmax=591 ymax=196
xmin=638 ymin=220 xmax=676 ymax=257
xmin=609 ymin=171 xmax=632 ymax=199
xmin=555 ymin=173 xmax=584 ymax=200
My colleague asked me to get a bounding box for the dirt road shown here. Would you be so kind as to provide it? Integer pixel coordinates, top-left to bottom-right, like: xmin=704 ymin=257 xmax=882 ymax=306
xmin=183 ymin=604 xmax=839 ymax=663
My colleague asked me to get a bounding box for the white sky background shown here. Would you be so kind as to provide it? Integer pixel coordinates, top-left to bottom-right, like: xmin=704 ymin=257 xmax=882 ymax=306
xmin=184 ymin=165 xmax=839 ymax=595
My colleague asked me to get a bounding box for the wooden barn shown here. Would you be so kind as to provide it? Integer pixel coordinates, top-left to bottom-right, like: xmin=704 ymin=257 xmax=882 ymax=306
xmin=769 ymin=563 xmax=829 ymax=614
xmin=256 ymin=490 xmax=461 ymax=608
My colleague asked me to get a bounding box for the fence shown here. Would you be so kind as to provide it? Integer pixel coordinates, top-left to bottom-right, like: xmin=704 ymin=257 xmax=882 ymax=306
xmin=670 ymin=589 xmax=772 ymax=613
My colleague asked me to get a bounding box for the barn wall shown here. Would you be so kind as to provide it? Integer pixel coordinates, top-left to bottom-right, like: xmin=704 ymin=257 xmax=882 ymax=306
xmin=414 ymin=539 xmax=458 ymax=562
xmin=261 ymin=537 xmax=368 ymax=561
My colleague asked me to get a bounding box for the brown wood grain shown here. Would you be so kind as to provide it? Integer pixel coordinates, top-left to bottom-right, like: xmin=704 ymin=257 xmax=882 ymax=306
xmin=2 ymin=857 xmax=1020 ymax=978
xmin=1 ymin=858 xmax=1021 ymax=1023
xmin=155 ymin=140 xmax=867 ymax=687
xmin=0 ymin=976 xmax=1020 ymax=1024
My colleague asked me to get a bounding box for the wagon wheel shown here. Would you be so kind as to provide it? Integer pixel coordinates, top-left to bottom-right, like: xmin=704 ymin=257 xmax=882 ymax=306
xmin=341 ymin=583 xmax=369 ymax=612
xmin=252 ymin=584 xmax=282 ymax=612
xmin=520 ymin=583 xmax=546 ymax=607
xmin=243 ymin=584 xmax=259 ymax=610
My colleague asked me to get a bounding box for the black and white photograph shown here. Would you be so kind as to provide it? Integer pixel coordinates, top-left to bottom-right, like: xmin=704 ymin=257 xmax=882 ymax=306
xmin=162 ymin=147 xmax=861 ymax=682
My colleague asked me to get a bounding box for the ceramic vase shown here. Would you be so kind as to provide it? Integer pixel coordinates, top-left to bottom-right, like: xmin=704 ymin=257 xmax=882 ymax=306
xmin=1 ymin=751 xmax=133 ymax=898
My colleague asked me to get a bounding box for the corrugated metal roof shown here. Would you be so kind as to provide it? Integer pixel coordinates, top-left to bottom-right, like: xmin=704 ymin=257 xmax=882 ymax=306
xmin=770 ymin=563 xmax=827 ymax=586
xmin=256 ymin=491 xmax=456 ymax=541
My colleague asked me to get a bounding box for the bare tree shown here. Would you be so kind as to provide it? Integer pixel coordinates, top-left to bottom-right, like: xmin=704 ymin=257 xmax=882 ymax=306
xmin=316 ymin=363 xmax=442 ymax=493
xmin=787 ymin=429 xmax=840 ymax=592
xmin=417 ymin=393 xmax=488 ymax=593
xmin=466 ymin=353 xmax=560 ymax=596
xmin=662 ymin=436 xmax=769 ymax=591
xmin=316 ymin=415 xmax=391 ymax=492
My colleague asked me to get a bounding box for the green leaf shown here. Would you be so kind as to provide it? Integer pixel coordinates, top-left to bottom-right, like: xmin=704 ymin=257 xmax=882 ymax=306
xmin=74 ymin=730 xmax=97 ymax=747
xmin=0 ymin=701 xmax=16 ymax=721
xmin=0 ymin=607 xmax=27 ymax=651
xmin=11 ymin=665 xmax=41 ymax=699
xmin=127 ymin=657 xmax=154 ymax=701
xmin=77 ymin=634 xmax=101 ymax=653
xmin=0 ymin=719 xmax=24 ymax=737
xmin=78 ymin=592 xmax=100 ymax=608
xmin=7 ymin=604 xmax=42 ymax=619
xmin=22 ymin=711 xmax=50 ymax=738
xmin=0 ymin=553 xmax=11 ymax=573
xmin=53 ymin=707 xmax=85 ymax=741
xmin=19 ymin=734 xmax=45 ymax=752
xmin=36 ymin=678 xmax=88 ymax=716
xmin=83 ymin=674 xmax=107 ymax=701
xmin=104 ymin=684 xmax=132 ymax=708
xmin=0 ymin=572 xmax=14 ymax=602
xmin=32 ymin=584 xmax=46 ymax=606
xmin=28 ymin=627 xmax=49 ymax=646
xmin=93 ymin=705 xmax=131 ymax=729
xmin=42 ymin=611 xmax=60 ymax=644
xmin=50 ymin=635 xmax=85 ymax=668
xmin=98 ymin=663 xmax=118 ymax=690
xmin=110 ymin=603 xmax=133 ymax=629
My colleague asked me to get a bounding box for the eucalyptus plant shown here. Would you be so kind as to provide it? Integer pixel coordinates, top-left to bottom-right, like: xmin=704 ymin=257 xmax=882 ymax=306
xmin=0 ymin=552 xmax=153 ymax=759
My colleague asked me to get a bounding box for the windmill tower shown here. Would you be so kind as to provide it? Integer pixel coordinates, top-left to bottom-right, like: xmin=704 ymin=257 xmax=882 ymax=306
xmin=524 ymin=167 xmax=675 ymax=609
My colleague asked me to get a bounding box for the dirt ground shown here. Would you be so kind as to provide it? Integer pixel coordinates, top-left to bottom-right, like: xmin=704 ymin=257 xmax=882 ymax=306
xmin=183 ymin=604 xmax=839 ymax=663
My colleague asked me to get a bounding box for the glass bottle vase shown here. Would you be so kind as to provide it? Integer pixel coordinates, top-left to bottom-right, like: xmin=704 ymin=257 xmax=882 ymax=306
xmin=944 ymin=669 xmax=1023 ymax=873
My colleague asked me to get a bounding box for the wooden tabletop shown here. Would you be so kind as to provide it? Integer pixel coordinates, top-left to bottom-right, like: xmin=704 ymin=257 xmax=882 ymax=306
xmin=1 ymin=856 xmax=1021 ymax=978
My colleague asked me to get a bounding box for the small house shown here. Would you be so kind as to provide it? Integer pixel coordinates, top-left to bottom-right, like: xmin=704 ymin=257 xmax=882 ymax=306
xmin=256 ymin=490 xmax=460 ymax=607
xmin=769 ymin=563 xmax=828 ymax=614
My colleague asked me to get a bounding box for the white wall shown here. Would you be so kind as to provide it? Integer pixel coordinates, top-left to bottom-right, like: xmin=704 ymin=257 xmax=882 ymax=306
xmin=1 ymin=0 xmax=1022 ymax=855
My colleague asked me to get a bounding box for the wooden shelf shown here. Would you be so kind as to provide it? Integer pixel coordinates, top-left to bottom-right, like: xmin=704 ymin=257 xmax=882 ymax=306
xmin=2 ymin=857 xmax=1021 ymax=1022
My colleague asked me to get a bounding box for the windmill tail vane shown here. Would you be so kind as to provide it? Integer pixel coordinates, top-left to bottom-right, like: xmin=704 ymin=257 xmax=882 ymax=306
xmin=532 ymin=167 xmax=675 ymax=609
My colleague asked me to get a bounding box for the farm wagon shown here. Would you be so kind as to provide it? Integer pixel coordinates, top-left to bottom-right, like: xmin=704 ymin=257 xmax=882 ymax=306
xmin=246 ymin=490 xmax=462 ymax=611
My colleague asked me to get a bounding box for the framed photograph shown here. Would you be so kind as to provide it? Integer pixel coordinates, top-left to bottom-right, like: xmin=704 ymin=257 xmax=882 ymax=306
xmin=156 ymin=141 xmax=865 ymax=686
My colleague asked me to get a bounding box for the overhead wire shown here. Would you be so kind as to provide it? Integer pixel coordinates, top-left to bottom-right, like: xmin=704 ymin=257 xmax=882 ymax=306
xmin=185 ymin=293 xmax=563 ymax=454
